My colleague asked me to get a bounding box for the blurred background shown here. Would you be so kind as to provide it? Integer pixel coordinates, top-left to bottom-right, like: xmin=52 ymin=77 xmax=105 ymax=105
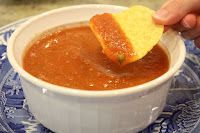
xmin=0 ymin=0 xmax=165 ymax=27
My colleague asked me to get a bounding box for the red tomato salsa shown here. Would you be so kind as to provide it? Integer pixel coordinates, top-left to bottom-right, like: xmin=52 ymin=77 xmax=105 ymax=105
xmin=23 ymin=25 xmax=169 ymax=91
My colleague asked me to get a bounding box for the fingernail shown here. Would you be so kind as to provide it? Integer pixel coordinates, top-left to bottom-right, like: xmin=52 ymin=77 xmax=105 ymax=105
xmin=182 ymin=20 xmax=191 ymax=29
xmin=154 ymin=9 xmax=169 ymax=19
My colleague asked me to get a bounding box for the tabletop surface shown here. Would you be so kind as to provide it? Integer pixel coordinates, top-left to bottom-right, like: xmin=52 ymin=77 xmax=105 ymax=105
xmin=0 ymin=0 xmax=165 ymax=27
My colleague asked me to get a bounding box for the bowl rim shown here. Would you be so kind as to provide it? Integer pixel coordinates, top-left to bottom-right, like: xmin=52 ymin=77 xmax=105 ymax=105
xmin=7 ymin=4 xmax=186 ymax=98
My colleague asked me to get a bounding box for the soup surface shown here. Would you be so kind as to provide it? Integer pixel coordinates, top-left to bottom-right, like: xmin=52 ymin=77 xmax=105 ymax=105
xmin=23 ymin=24 xmax=169 ymax=91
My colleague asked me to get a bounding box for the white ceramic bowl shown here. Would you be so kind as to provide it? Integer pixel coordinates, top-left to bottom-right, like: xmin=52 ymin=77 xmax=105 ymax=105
xmin=7 ymin=4 xmax=186 ymax=133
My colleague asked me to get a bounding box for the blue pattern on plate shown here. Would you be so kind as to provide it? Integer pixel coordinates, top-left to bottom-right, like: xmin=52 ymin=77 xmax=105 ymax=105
xmin=0 ymin=21 xmax=200 ymax=133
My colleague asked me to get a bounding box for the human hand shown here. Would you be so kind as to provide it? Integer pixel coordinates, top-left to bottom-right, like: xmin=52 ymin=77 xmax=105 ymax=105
xmin=153 ymin=0 xmax=200 ymax=48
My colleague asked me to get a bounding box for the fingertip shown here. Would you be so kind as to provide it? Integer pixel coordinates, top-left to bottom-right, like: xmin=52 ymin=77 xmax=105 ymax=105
xmin=152 ymin=12 xmax=166 ymax=25
xmin=153 ymin=9 xmax=174 ymax=25
xmin=153 ymin=9 xmax=181 ymax=25
xmin=152 ymin=16 xmax=168 ymax=33
xmin=181 ymin=14 xmax=197 ymax=29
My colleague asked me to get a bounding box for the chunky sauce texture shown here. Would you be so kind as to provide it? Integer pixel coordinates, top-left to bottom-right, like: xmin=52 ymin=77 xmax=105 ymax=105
xmin=23 ymin=25 xmax=169 ymax=91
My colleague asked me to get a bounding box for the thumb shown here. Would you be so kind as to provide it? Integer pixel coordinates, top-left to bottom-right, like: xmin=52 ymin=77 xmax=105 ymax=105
xmin=153 ymin=0 xmax=200 ymax=25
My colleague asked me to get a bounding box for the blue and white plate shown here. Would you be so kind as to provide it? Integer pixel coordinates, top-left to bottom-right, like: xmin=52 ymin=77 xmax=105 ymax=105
xmin=0 ymin=20 xmax=200 ymax=133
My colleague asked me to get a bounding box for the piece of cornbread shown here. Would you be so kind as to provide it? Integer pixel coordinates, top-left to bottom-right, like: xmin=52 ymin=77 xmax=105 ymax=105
xmin=90 ymin=5 xmax=164 ymax=65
